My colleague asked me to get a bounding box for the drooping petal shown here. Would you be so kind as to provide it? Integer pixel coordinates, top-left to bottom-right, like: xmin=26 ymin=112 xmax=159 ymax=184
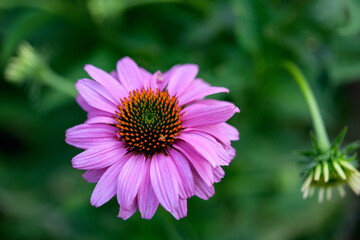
xmin=118 ymin=200 xmax=138 ymax=220
xmin=165 ymin=64 xmax=198 ymax=97
xmin=170 ymin=199 xmax=187 ymax=220
xmin=150 ymin=154 xmax=179 ymax=212
xmin=178 ymin=78 xmax=229 ymax=106
xmin=213 ymin=167 xmax=225 ymax=183
xmin=90 ymin=159 xmax=128 ymax=207
xmin=82 ymin=168 xmax=108 ymax=183
xmin=76 ymin=79 xmax=118 ymax=114
xmin=228 ymin=145 xmax=236 ymax=159
xmin=65 ymin=123 xmax=118 ymax=149
xmin=116 ymin=57 xmax=144 ymax=92
xmin=223 ymin=123 xmax=240 ymax=141
xmin=174 ymin=141 xmax=213 ymax=187
xmin=168 ymin=149 xmax=195 ymax=199
xmin=138 ymin=160 xmax=159 ymax=219
xmin=117 ymin=154 xmax=146 ymax=210
xmin=178 ymin=131 xmax=220 ymax=167
xmin=193 ymin=172 xmax=215 ymax=200
xmin=192 ymin=131 xmax=234 ymax=166
xmin=84 ymin=64 xmax=128 ymax=102
xmin=72 ymin=141 xmax=126 ymax=170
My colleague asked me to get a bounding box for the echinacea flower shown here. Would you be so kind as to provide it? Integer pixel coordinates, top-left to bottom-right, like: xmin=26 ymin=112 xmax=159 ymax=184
xmin=65 ymin=57 xmax=239 ymax=219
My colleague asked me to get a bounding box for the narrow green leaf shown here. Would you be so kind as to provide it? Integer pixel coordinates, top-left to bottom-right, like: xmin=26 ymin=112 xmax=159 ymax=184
xmin=331 ymin=127 xmax=347 ymax=148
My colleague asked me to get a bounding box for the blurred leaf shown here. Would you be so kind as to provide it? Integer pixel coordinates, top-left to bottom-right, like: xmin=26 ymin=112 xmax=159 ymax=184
xmin=0 ymin=10 xmax=52 ymax=66
xmin=0 ymin=0 xmax=65 ymax=14
xmin=338 ymin=0 xmax=360 ymax=36
xmin=87 ymin=0 xmax=182 ymax=23
xmin=233 ymin=0 xmax=260 ymax=55
xmin=327 ymin=36 xmax=360 ymax=84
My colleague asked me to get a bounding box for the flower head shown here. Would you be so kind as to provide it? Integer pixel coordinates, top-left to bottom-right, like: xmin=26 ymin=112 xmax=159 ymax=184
xmin=65 ymin=57 xmax=239 ymax=219
xmin=300 ymin=128 xmax=360 ymax=202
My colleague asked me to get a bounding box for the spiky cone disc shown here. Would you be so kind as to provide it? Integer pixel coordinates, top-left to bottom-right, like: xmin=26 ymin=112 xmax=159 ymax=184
xmin=114 ymin=88 xmax=183 ymax=158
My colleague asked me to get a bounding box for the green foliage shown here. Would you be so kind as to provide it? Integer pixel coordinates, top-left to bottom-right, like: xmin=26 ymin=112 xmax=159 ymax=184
xmin=1 ymin=0 xmax=360 ymax=239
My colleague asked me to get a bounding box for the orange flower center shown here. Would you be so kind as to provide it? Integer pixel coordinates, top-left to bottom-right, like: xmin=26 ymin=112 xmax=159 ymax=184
xmin=115 ymin=88 xmax=183 ymax=157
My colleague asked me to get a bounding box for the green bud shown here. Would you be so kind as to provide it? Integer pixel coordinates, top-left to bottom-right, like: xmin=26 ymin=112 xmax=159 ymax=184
xmin=5 ymin=42 xmax=46 ymax=84
xmin=300 ymin=127 xmax=360 ymax=202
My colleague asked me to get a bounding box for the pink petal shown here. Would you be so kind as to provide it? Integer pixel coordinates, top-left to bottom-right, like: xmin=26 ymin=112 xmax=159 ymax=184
xmin=72 ymin=141 xmax=126 ymax=170
xmin=82 ymin=168 xmax=108 ymax=183
xmin=84 ymin=64 xmax=128 ymax=103
xmin=140 ymin=67 xmax=152 ymax=83
xmin=178 ymin=131 xmax=219 ymax=168
xmin=178 ymin=78 xmax=229 ymax=106
xmin=185 ymin=123 xmax=238 ymax=147
xmin=165 ymin=64 xmax=198 ymax=97
xmin=223 ymin=123 xmax=240 ymax=141
xmin=150 ymin=154 xmax=179 ymax=212
xmin=116 ymin=57 xmax=144 ymax=92
xmin=143 ymin=71 xmax=160 ymax=90
xmin=65 ymin=123 xmax=117 ymax=149
xmin=85 ymin=109 xmax=117 ymax=124
xmin=168 ymin=149 xmax=195 ymax=199
xmin=228 ymin=145 xmax=236 ymax=159
xmin=76 ymin=79 xmax=118 ymax=114
xmin=76 ymin=94 xmax=92 ymax=112
xmin=110 ymin=70 xmax=118 ymax=80
xmin=138 ymin=160 xmax=159 ymax=219
xmin=180 ymin=131 xmax=234 ymax=166
xmin=181 ymin=99 xmax=240 ymax=128
xmin=198 ymin=132 xmax=234 ymax=166
xmin=213 ymin=167 xmax=225 ymax=183
xmin=193 ymin=172 xmax=215 ymax=200
xmin=170 ymin=199 xmax=187 ymax=220
xmin=118 ymin=201 xmax=138 ymax=220
xmin=90 ymin=159 xmax=128 ymax=207
xmin=117 ymin=154 xmax=146 ymax=210
xmin=157 ymin=65 xmax=175 ymax=89
xmin=174 ymin=141 xmax=213 ymax=187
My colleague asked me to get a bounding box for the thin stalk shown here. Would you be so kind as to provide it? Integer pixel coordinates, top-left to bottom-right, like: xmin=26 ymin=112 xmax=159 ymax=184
xmin=282 ymin=61 xmax=330 ymax=151
xmin=40 ymin=68 xmax=77 ymax=98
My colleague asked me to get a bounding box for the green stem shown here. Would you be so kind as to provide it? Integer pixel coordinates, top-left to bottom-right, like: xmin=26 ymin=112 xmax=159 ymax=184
xmin=282 ymin=61 xmax=330 ymax=151
xmin=40 ymin=68 xmax=77 ymax=98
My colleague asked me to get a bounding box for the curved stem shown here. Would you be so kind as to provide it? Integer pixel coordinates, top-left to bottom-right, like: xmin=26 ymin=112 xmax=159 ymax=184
xmin=282 ymin=61 xmax=330 ymax=151
xmin=40 ymin=68 xmax=77 ymax=98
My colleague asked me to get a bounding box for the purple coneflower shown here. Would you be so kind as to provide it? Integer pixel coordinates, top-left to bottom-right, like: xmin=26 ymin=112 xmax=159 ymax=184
xmin=66 ymin=57 xmax=239 ymax=219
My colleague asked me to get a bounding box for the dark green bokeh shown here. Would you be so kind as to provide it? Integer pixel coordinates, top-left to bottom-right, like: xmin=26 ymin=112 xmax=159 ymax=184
xmin=1 ymin=0 xmax=360 ymax=239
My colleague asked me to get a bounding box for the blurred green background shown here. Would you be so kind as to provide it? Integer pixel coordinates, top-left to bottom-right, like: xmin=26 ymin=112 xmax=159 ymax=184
xmin=1 ymin=0 xmax=360 ymax=239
